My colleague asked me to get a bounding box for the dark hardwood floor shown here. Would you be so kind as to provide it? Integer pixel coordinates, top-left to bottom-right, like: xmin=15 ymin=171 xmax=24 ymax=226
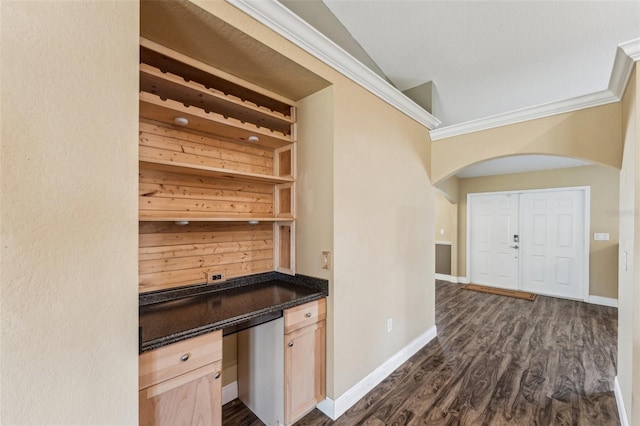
xmin=223 ymin=280 xmax=619 ymax=425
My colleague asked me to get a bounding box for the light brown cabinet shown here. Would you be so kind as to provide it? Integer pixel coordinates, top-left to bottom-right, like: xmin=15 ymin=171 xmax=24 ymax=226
xmin=285 ymin=320 xmax=326 ymax=424
xmin=237 ymin=298 xmax=326 ymax=425
xmin=284 ymin=299 xmax=326 ymax=424
xmin=139 ymin=331 xmax=223 ymax=426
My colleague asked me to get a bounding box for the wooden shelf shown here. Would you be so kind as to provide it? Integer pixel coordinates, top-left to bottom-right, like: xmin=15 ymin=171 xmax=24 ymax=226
xmin=140 ymin=159 xmax=293 ymax=184
xmin=140 ymin=64 xmax=294 ymax=136
xmin=139 ymin=92 xmax=294 ymax=149
xmin=138 ymin=213 xmax=285 ymax=222
xmin=139 ymin=212 xmax=296 ymax=222
xmin=138 ymin=40 xmax=298 ymax=291
xmin=141 ymin=42 xmax=294 ymax=117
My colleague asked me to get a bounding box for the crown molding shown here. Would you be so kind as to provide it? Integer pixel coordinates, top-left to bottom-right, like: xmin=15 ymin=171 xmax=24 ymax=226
xmin=431 ymin=37 xmax=640 ymax=141
xmin=226 ymin=0 xmax=441 ymax=130
xmin=218 ymin=4 xmax=637 ymax=141
xmin=430 ymin=90 xmax=618 ymax=141
xmin=610 ymin=38 xmax=640 ymax=99
xmin=620 ymin=38 xmax=640 ymax=62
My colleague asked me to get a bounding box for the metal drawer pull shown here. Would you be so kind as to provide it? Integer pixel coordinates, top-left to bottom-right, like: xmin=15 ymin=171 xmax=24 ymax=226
xmin=305 ymin=312 xmax=312 ymax=318
xmin=180 ymin=353 xmax=190 ymax=362
xmin=288 ymin=342 xmax=294 ymax=347
xmin=214 ymin=372 xmax=221 ymax=379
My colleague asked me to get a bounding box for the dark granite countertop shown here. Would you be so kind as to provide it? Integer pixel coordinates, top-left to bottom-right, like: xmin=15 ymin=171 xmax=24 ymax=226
xmin=139 ymin=272 xmax=328 ymax=353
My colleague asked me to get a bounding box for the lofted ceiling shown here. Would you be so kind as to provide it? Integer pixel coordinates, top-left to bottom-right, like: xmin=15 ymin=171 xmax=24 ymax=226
xmin=279 ymin=0 xmax=639 ymax=177
xmin=323 ymin=0 xmax=639 ymax=127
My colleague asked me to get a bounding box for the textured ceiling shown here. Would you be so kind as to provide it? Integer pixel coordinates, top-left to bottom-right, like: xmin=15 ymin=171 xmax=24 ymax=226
xmin=319 ymin=0 xmax=640 ymax=127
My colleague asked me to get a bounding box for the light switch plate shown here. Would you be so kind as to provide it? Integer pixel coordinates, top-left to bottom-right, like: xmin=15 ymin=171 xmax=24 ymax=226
xmin=594 ymin=233 xmax=610 ymax=241
xmin=321 ymin=251 xmax=331 ymax=269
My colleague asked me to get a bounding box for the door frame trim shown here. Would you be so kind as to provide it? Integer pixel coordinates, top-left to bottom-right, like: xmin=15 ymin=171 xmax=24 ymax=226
xmin=466 ymin=186 xmax=591 ymax=301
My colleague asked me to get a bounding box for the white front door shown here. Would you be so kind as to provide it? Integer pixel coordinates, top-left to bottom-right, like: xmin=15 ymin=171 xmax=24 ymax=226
xmin=469 ymin=194 xmax=520 ymax=289
xmin=519 ymin=190 xmax=585 ymax=299
xmin=468 ymin=188 xmax=587 ymax=300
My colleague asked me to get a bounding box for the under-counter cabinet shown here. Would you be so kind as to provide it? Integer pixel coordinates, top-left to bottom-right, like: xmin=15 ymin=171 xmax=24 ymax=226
xmin=238 ymin=299 xmax=326 ymax=426
xmin=284 ymin=300 xmax=327 ymax=424
xmin=139 ymin=331 xmax=223 ymax=426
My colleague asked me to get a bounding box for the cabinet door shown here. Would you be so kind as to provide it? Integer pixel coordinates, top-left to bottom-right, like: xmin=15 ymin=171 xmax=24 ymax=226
xmin=139 ymin=361 xmax=222 ymax=426
xmin=284 ymin=321 xmax=325 ymax=425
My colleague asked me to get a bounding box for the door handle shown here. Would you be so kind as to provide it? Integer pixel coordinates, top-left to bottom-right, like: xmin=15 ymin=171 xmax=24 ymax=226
xmin=510 ymin=245 xmax=519 ymax=249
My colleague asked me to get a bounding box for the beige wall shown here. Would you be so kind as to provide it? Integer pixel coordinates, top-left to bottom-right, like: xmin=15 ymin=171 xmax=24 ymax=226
xmin=296 ymin=86 xmax=336 ymax=394
xmin=457 ymin=165 xmax=620 ymax=299
xmin=436 ymin=175 xmax=460 ymax=203
xmin=1 ymin=2 xmax=139 ymax=424
xmin=618 ymin=65 xmax=639 ymax=424
xmin=435 ymin=191 xmax=458 ymax=276
xmin=435 ymin=190 xmax=456 ymax=241
xmin=431 ymin=103 xmax=623 ymax=184
xmin=332 ymin=80 xmax=434 ymax=397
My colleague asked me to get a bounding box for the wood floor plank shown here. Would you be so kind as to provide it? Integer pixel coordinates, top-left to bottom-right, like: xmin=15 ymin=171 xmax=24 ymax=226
xmin=222 ymin=281 xmax=620 ymax=426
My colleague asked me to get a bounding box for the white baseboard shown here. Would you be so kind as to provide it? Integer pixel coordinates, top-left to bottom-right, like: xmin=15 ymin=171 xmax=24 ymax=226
xmin=614 ymin=376 xmax=629 ymax=426
xmin=316 ymin=325 xmax=438 ymax=420
xmin=435 ymin=273 xmax=458 ymax=283
xmin=434 ymin=274 xmax=470 ymax=284
xmin=315 ymin=398 xmax=336 ymax=419
xmin=222 ymin=381 xmax=239 ymax=405
xmin=587 ymin=295 xmax=618 ymax=308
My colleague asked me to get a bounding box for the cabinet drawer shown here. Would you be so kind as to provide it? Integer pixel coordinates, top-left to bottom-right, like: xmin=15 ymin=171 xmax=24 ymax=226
xmin=284 ymin=298 xmax=326 ymax=334
xmin=139 ymin=330 xmax=222 ymax=390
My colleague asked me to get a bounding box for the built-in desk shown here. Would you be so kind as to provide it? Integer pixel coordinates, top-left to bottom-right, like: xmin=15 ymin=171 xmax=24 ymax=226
xmin=139 ymin=272 xmax=327 ymax=353
xmin=138 ymin=272 xmax=328 ymax=426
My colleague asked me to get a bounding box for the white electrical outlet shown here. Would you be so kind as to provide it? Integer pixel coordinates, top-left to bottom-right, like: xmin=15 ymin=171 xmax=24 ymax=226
xmin=387 ymin=318 xmax=393 ymax=333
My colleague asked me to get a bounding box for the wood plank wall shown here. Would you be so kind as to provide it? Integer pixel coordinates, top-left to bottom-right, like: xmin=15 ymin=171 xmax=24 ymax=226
xmin=140 ymin=121 xmax=274 ymax=175
xmin=138 ymin=121 xmax=277 ymax=292
xmin=139 ymin=168 xmax=274 ymax=219
xmin=139 ymin=121 xmax=275 ymax=220
xmin=139 ymin=222 xmax=274 ymax=292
